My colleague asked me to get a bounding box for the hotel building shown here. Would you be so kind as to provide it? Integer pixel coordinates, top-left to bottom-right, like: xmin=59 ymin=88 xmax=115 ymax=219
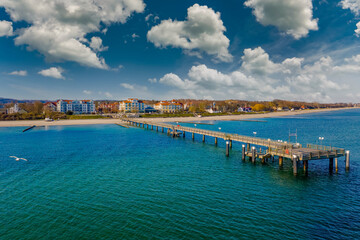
xmin=119 ymin=98 xmax=145 ymax=112
xmin=154 ymin=100 xmax=183 ymax=113
xmin=57 ymin=100 xmax=95 ymax=114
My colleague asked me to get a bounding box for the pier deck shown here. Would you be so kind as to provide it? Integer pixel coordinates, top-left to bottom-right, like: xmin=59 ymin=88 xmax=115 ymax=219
xmin=124 ymin=119 xmax=349 ymax=175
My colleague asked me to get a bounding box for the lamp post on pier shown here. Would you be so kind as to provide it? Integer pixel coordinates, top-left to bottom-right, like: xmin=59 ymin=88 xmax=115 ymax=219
xmin=319 ymin=137 xmax=324 ymax=146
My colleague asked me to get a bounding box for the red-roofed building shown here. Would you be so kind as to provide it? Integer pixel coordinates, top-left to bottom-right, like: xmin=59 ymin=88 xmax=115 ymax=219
xmin=154 ymin=100 xmax=183 ymax=113
xmin=119 ymin=98 xmax=145 ymax=112
xmin=44 ymin=102 xmax=57 ymax=112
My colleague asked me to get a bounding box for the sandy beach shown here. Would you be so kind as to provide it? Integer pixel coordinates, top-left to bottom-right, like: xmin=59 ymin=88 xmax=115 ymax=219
xmin=0 ymin=107 xmax=357 ymax=127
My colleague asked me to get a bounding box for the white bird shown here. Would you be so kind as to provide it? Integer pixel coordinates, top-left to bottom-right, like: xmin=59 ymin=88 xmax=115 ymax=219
xmin=9 ymin=156 xmax=27 ymax=161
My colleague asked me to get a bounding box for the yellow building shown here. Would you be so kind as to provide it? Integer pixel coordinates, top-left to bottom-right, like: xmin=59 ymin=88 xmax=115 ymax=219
xmin=154 ymin=101 xmax=183 ymax=113
xmin=119 ymin=98 xmax=145 ymax=112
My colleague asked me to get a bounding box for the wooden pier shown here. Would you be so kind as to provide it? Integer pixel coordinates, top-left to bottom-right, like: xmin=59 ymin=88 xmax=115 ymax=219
xmin=123 ymin=119 xmax=349 ymax=175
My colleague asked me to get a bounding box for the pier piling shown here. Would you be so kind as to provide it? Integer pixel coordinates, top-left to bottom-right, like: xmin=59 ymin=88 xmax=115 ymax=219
xmin=202 ymin=135 xmax=205 ymax=143
xmin=183 ymin=131 xmax=186 ymax=138
xmin=335 ymin=158 xmax=338 ymax=172
xmin=230 ymin=140 xmax=232 ymax=149
xmin=242 ymin=145 xmax=245 ymax=161
xmin=303 ymin=160 xmax=309 ymax=175
xmin=293 ymin=155 xmax=298 ymax=176
xmin=215 ymin=137 xmax=218 ymax=146
xmin=329 ymin=158 xmax=334 ymax=173
xmin=345 ymin=151 xmax=350 ymax=171
xmin=192 ymin=133 xmax=194 ymax=140
xmin=279 ymin=157 xmax=283 ymax=167
xmin=226 ymin=141 xmax=230 ymax=157
xmin=247 ymin=143 xmax=250 ymax=152
xmin=251 ymin=147 xmax=256 ymax=164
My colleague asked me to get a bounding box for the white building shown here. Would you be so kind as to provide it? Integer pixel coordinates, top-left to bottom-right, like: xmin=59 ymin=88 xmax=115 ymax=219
xmin=8 ymin=103 xmax=20 ymax=114
xmin=57 ymin=100 xmax=95 ymax=114
xmin=119 ymin=98 xmax=145 ymax=112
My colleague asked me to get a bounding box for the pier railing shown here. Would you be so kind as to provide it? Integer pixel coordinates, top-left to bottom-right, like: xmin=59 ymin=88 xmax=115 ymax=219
xmin=128 ymin=119 xmax=303 ymax=151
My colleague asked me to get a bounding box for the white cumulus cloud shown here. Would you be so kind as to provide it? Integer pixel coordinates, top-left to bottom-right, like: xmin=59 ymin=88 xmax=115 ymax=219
xmin=355 ymin=21 xmax=360 ymax=36
xmin=121 ymin=83 xmax=135 ymax=90
xmin=0 ymin=0 xmax=145 ymax=69
xmin=0 ymin=20 xmax=13 ymax=37
xmin=90 ymin=37 xmax=108 ymax=52
xmin=157 ymin=47 xmax=350 ymax=102
xmin=244 ymin=0 xmax=318 ymax=39
xmin=147 ymin=4 xmax=232 ymax=62
xmin=9 ymin=70 xmax=27 ymax=76
xmin=83 ymin=90 xmax=92 ymax=95
xmin=38 ymin=67 xmax=65 ymax=79
xmin=340 ymin=0 xmax=360 ymax=15
xmin=241 ymin=47 xmax=279 ymax=75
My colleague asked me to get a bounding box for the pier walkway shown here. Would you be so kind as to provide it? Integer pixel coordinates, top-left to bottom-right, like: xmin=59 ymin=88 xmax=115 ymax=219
xmin=123 ymin=119 xmax=349 ymax=175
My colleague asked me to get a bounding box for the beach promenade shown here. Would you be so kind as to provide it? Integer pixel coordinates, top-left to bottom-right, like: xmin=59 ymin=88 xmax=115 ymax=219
xmin=0 ymin=107 xmax=356 ymax=127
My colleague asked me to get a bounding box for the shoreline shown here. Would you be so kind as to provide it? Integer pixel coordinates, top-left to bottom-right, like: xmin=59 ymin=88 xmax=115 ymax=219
xmin=0 ymin=107 xmax=357 ymax=128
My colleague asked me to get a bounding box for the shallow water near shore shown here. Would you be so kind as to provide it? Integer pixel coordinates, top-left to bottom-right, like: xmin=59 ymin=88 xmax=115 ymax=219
xmin=1 ymin=109 xmax=359 ymax=239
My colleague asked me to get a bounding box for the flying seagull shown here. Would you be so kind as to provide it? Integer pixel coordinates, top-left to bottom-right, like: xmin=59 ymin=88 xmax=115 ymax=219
xmin=9 ymin=156 xmax=27 ymax=161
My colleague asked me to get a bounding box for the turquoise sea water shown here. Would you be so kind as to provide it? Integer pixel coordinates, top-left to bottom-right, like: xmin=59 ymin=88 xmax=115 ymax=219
xmin=1 ymin=109 xmax=359 ymax=239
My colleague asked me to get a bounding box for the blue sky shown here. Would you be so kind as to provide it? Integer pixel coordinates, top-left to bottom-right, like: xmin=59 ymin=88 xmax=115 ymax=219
xmin=1 ymin=0 xmax=360 ymax=102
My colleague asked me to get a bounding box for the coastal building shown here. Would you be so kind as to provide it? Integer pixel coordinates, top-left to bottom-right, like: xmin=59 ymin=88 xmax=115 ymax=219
xmin=154 ymin=100 xmax=183 ymax=113
xmin=206 ymin=102 xmax=220 ymax=113
xmin=238 ymin=107 xmax=252 ymax=112
xmin=7 ymin=103 xmax=20 ymax=114
xmin=145 ymin=105 xmax=158 ymax=113
xmin=119 ymin=98 xmax=145 ymax=112
xmin=56 ymin=100 xmax=95 ymax=114
xmin=44 ymin=102 xmax=57 ymax=112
